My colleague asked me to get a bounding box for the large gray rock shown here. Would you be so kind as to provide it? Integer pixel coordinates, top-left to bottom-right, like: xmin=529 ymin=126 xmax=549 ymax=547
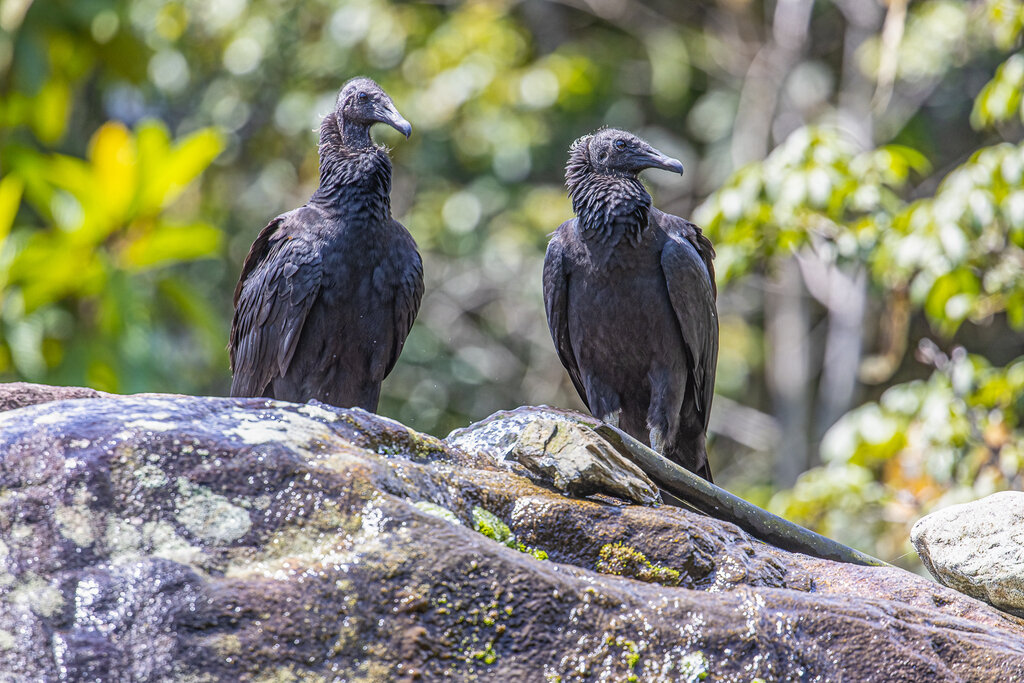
xmin=912 ymin=491 xmax=1024 ymax=617
xmin=1 ymin=384 xmax=1023 ymax=681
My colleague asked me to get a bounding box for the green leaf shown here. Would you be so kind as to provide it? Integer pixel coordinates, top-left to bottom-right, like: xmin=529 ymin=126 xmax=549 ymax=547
xmin=120 ymin=221 xmax=223 ymax=270
xmin=136 ymin=121 xmax=225 ymax=213
xmin=0 ymin=175 xmax=24 ymax=245
xmin=30 ymin=80 xmax=72 ymax=144
xmin=971 ymin=53 xmax=1024 ymax=129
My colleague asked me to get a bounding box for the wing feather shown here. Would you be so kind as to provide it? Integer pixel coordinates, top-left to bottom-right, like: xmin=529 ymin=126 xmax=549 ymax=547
xmin=382 ymin=220 xmax=424 ymax=380
xmin=229 ymin=211 xmax=323 ymax=397
xmin=543 ymin=225 xmax=590 ymax=410
xmin=657 ymin=210 xmax=718 ymax=429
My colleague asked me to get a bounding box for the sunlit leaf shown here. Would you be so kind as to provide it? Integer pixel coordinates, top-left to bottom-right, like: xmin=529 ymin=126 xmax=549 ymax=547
xmin=136 ymin=121 xmax=224 ymax=212
xmin=88 ymin=121 xmax=137 ymax=225
xmin=119 ymin=221 xmax=222 ymax=270
xmin=0 ymin=175 xmax=24 ymax=245
xmin=30 ymin=80 xmax=72 ymax=145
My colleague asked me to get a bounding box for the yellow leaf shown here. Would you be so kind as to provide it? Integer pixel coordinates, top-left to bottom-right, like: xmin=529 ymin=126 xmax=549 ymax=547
xmin=88 ymin=121 xmax=137 ymax=224
xmin=134 ymin=120 xmax=172 ymax=214
xmin=135 ymin=121 xmax=223 ymax=213
xmin=120 ymin=220 xmax=222 ymax=270
xmin=161 ymin=127 xmax=225 ymax=208
xmin=31 ymin=80 xmax=72 ymax=144
xmin=0 ymin=174 xmax=24 ymax=245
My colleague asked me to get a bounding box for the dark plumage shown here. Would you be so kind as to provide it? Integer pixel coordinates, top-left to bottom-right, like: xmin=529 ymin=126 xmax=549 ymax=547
xmin=229 ymin=77 xmax=423 ymax=411
xmin=543 ymin=128 xmax=719 ymax=481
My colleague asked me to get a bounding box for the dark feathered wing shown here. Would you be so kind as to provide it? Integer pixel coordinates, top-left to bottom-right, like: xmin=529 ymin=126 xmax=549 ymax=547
xmin=229 ymin=211 xmax=323 ymax=397
xmin=543 ymin=224 xmax=590 ymax=410
xmin=656 ymin=210 xmax=718 ymax=431
xmin=382 ymin=219 xmax=424 ymax=380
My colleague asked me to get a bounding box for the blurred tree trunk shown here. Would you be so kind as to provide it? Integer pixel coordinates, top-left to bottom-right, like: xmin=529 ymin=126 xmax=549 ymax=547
xmin=733 ymin=0 xmax=814 ymax=483
xmin=757 ymin=0 xmax=883 ymax=482
xmin=810 ymin=0 xmax=882 ymax=442
xmin=766 ymin=259 xmax=812 ymax=486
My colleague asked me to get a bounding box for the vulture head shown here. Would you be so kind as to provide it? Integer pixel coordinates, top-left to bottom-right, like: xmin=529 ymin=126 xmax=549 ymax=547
xmin=335 ymin=77 xmax=412 ymax=142
xmin=570 ymin=128 xmax=683 ymax=179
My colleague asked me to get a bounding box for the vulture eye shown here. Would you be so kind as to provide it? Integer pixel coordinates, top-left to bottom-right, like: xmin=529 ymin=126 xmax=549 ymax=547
xmin=357 ymin=92 xmax=369 ymax=102
xmin=613 ymin=139 xmax=626 ymax=151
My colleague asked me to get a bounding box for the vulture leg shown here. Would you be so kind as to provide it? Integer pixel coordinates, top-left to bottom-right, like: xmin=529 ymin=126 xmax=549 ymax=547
xmin=585 ymin=373 xmax=621 ymax=427
xmin=601 ymin=409 xmax=622 ymax=429
xmin=648 ymin=365 xmax=684 ymax=455
xmin=650 ymin=427 xmax=665 ymax=454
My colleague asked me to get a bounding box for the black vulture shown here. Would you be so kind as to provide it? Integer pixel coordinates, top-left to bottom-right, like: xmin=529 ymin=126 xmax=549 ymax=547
xmin=543 ymin=128 xmax=719 ymax=481
xmin=229 ymin=77 xmax=423 ymax=412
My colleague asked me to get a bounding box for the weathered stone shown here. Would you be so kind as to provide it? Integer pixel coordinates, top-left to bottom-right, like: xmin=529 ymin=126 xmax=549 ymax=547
xmin=0 ymin=385 xmax=1022 ymax=681
xmin=912 ymin=490 xmax=1024 ymax=617
xmin=446 ymin=404 xmax=599 ymax=461
xmin=510 ymin=418 xmax=659 ymax=505
xmin=0 ymin=381 xmax=109 ymax=411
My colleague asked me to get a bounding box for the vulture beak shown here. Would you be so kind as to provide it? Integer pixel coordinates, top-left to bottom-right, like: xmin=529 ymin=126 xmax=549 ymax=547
xmin=636 ymin=145 xmax=684 ymax=175
xmin=377 ymin=100 xmax=412 ymax=139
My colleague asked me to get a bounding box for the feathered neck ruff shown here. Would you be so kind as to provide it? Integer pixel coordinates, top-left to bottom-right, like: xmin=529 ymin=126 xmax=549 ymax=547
xmin=565 ymin=136 xmax=650 ymax=247
xmin=310 ymin=111 xmax=392 ymax=220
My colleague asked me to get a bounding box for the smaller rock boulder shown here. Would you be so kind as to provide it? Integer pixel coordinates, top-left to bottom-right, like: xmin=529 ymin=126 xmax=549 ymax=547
xmin=911 ymin=491 xmax=1024 ymax=617
xmin=511 ymin=418 xmax=659 ymax=505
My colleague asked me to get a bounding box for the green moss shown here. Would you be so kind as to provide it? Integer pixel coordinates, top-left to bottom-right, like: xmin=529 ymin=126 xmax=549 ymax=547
xmin=471 ymin=642 xmax=498 ymax=665
xmin=471 ymin=506 xmax=548 ymax=560
xmin=678 ymin=651 xmax=709 ymax=681
xmin=516 ymin=541 xmax=548 ymax=560
xmin=408 ymin=430 xmax=448 ymax=460
xmin=596 ymin=543 xmax=681 ymax=587
xmin=472 ymin=507 xmax=515 ymax=547
xmin=608 ymin=636 xmax=641 ymax=680
xmin=414 ymin=501 xmax=462 ymax=526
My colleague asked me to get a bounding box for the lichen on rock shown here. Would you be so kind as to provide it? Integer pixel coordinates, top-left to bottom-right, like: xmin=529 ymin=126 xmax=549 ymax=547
xmin=0 ymin=386 xmax=1021 ymax=681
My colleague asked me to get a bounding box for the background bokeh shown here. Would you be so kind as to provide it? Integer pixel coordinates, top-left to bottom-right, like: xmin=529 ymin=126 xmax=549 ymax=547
xmin=2 ymin=0 xmax=1023 ymax=568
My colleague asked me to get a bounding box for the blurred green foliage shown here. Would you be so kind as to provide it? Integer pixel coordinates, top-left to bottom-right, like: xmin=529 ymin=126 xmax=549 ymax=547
xmin=2 ymin=0 xmax=1024 ymax=567
xmin=697 ymin=0 xmax=1024 ymax=566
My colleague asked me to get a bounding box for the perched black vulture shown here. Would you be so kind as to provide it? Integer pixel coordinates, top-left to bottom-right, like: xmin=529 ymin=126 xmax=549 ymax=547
xmin=229 ymin=77 xmax=423 ymax=411
xmin=543 ymin=128 xmax=719 ymax=481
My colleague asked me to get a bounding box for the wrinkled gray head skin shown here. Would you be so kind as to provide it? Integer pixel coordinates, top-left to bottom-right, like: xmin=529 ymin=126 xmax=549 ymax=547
xmin=335 ymin=76 xmax=412 ymax=139
xmin=573 ymin=128 xmax=683 ymax=178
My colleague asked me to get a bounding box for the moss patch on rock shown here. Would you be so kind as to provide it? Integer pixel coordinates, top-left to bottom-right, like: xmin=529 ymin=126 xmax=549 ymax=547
xmin=596 ymin=542 xmax=682 ymax=587
xmin=472 ymin=506 xmax=547 ymax=560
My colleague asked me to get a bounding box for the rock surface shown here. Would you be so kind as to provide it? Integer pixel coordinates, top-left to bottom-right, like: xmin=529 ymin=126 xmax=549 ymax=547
xmin=0 ymin=385 xmax=1023 ymax=681
xmin=0 ymin=381 xmax=110 ymax=411
xmin=510 ymin=418 xmax=659 ymax=505
xmin=912 ymin=490 xmax=1024 ymax=617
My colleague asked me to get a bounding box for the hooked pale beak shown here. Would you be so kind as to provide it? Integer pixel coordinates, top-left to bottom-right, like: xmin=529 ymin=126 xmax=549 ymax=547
xmin=378 ymin=101 xmax=412 ymax=139
xmin=638 ymin=147 xmax=684 ymax=175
